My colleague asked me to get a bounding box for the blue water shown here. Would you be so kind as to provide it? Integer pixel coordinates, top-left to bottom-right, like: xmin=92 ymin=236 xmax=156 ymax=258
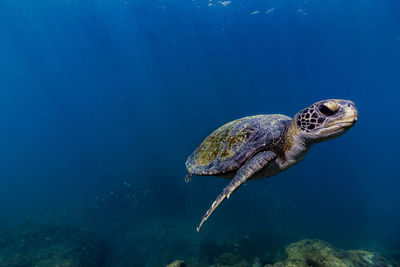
xmin=0 ymin=0 xmax=399 ymax=265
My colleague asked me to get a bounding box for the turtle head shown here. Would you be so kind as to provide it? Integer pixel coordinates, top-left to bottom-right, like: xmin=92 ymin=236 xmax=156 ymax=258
xmin=294 ymin=99 xmax=358 ymax=143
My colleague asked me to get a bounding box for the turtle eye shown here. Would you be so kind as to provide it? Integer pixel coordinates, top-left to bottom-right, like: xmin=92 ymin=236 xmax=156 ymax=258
xmin=319 ymin=102 xmax=338 ymax=116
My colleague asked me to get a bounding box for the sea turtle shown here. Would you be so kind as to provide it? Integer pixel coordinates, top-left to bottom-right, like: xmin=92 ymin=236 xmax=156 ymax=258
xmin=186 ymin=99 xmax=358 ymax=232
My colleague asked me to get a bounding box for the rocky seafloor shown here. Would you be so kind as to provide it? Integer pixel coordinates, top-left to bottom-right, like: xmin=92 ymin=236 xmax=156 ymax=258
xmin=167 ymin=239 xmax=400 ymax=267
xmin=0 ymin=223 xmax=105 ymax=267
xmin=1 ymin=223 xmax=399 ymax=267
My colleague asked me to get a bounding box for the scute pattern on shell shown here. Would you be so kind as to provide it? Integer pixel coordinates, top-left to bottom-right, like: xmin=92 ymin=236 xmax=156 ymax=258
xmin=186 ymin=114 xmax=291 ymax=175
xmin=195 ymin=121 xmax=255 ymax=165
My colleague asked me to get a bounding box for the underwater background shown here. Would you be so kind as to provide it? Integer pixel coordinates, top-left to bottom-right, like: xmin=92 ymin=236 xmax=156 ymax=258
xmin=0 ymin=0 xmax=399 ymax=265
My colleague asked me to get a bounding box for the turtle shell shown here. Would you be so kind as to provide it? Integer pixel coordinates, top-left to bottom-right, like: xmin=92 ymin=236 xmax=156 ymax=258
xmin=186 ymin=114 xmax=291 ymax=175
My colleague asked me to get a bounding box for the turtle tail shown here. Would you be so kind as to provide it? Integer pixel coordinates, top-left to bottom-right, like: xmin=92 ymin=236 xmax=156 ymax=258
xmin=185 ymin=173 xmax=193 ymax=183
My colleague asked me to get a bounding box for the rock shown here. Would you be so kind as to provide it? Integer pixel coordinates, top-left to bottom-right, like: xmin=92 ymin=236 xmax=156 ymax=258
xmin=0 ymin=223 xmax=105 ymax=267
xmin=167 ymin=239 xmax=398 ymax=267
xmin=347 ymin=250 xmax=395 ymax=266
xmin=218 ymin=252 xmax=242 ymax=265
xmin=166 ymin=260 xmax=186 ymax=267
xmin=271 ymin=239 xmax=399 ymax=267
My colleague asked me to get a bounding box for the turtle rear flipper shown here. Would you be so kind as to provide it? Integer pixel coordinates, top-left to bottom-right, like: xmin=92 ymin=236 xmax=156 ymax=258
xmin=196 ymin=151 xmax=276 ymax=232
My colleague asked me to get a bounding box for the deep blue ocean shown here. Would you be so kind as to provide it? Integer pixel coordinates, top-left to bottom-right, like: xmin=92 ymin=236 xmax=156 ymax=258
xmin=0 ymin=0 xmax=399 ymax=266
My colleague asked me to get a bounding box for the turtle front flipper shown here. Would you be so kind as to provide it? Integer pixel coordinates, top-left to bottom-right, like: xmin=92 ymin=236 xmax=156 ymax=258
xmin=196 ymin=151 xmax=277 ymax=232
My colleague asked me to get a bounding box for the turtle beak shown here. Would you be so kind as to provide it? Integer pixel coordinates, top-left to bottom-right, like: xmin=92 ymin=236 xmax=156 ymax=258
xmin=341 ymin=103 xmax=358 ymax=125
xmin=354 ymin=109 xmax=359 ymax=122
